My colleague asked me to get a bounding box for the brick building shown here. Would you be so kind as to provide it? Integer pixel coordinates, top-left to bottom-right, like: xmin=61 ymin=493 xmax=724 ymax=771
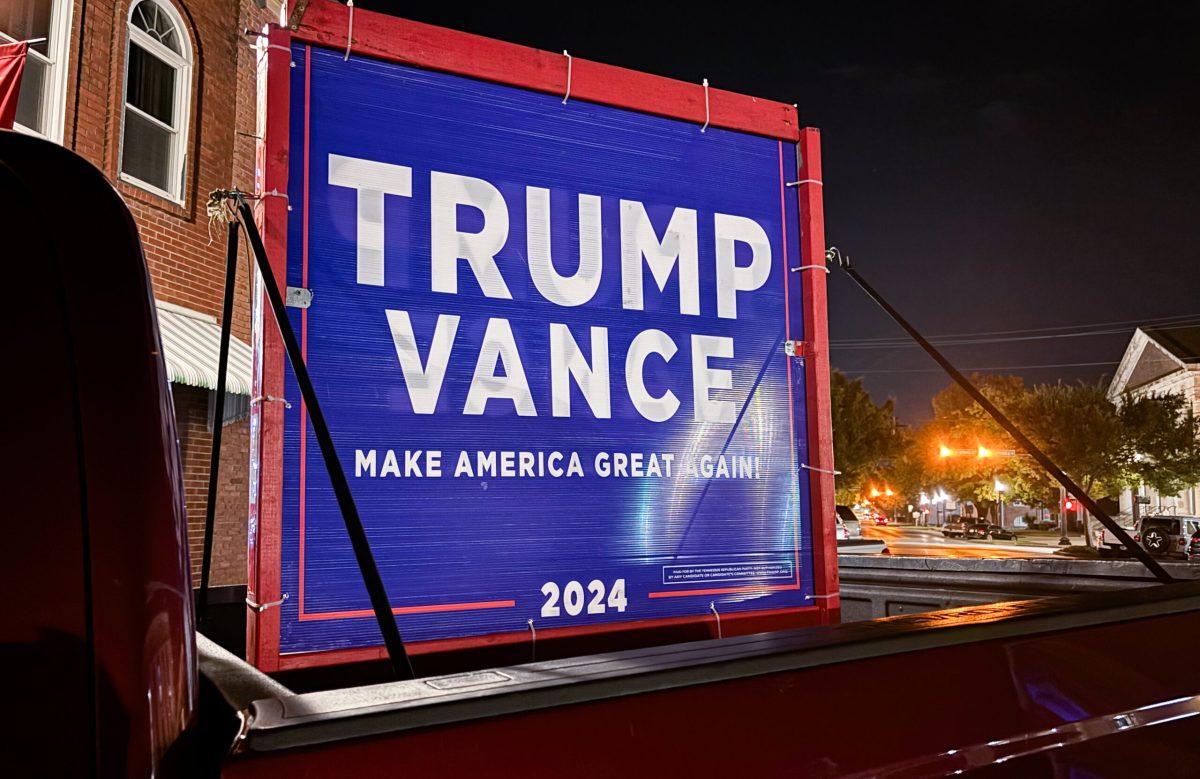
xmin=2 ymin=0 xmax=282 ymax=587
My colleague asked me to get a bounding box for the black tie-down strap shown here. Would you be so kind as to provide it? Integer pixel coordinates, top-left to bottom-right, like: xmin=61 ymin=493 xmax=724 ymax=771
xmin=199 ymin=190 xmax=414 ymax=679
xmin=828 ymin=247 xmax=1171 ymax=585
xmin=197 ymin=220 xmax=240 ymax=624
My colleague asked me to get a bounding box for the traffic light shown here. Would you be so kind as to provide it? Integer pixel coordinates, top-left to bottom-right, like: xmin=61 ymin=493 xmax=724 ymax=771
xmin=1063 ymin=497 xmax=1075 ymax=511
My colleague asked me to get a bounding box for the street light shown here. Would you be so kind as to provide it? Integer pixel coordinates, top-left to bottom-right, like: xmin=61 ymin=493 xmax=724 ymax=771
xmin=978 ymin=445 xmax=993 ymax=459
xmin=994 ymin=478 xmax=1007 ymax=528
xmin=939 ymin=444 xmax=953 ymax=459
xmin=930 ymin=487 xmax=950 ymax=525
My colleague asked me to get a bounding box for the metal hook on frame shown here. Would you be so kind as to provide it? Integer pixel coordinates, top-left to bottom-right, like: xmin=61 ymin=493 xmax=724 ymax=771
xmin=527 ymin=619 xmax=537 ymax=662
xmin=709 ymin=601 xmax=722 ymax=639
xmin=825 ymin=246 xmax=851 ymax=269
xmin=800 ymin=463 xmax=842 ymax=476
xmin=786 ymin=178 xmax=823 ymax=188
xmin=700 ymin=78 xmax=710 ymax=132
xmin=343 ymin=0 xmax=354 ymax=61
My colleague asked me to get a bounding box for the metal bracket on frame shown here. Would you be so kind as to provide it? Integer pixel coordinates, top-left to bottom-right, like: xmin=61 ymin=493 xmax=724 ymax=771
xmin=287 ymin=0 xmax=311 ymax=30
xmin=285 ymin=286 xmax=312 ymax=309
xmin=784 ymin=340 xmax=808 ymax=359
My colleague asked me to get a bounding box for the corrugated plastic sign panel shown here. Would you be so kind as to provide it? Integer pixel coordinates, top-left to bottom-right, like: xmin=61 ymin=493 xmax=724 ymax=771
xmin=278 ymin=44 xmax=814 ymax=655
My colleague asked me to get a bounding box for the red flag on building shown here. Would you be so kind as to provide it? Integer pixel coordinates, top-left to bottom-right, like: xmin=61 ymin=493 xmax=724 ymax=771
xmin=0 ymin=41 xmax=29 ymax=131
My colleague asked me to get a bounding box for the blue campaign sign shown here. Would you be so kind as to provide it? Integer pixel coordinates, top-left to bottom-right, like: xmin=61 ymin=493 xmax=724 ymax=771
xmin=275 ymin=44 xmax=814 ymax=656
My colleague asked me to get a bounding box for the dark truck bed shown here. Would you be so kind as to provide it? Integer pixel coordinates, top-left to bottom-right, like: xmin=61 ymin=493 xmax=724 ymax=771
xmin=205 ymin=580 xmax=1200 ymax=776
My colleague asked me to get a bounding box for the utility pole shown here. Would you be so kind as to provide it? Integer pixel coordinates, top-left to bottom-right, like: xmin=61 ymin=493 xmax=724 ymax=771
xmin=1058 ymin=484 xmax=1071 ymax=546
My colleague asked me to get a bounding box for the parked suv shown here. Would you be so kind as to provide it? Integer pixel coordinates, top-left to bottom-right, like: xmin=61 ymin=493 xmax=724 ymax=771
xmin=836 ymin=505 xmax=862 ymax=539
xmin=1139 ymin=515 xmax=1200 ymax=558
xmin=1097 ymin=520 xmax=1140 ymax=558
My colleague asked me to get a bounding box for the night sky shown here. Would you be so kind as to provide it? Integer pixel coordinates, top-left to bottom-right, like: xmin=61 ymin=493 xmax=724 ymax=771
xmin=358 ymin=1 xmax=1200 ymax=421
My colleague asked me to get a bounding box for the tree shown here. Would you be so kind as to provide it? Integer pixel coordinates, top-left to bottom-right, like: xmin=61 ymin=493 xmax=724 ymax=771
xmin=1016 ymin=382 xmax=1200 ymax=546
xmin=918 ymin=375 xmax=1048 ymax=509
xmin=898 ymin=375 xmax=1200 ymax=544
xmin=830 ymin=371 xmax=903 ymax=504
xmin=1117 ymin=392 xmax=1200 ymax=497
xmin=1017 ymin=382 xmax=1126 ymax=497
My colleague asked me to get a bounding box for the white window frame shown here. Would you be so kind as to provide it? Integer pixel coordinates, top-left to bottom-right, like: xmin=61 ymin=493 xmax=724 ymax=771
xmin=0 ymin=0 xmax=74 ymax=143
xmin=118 ymin=0 xmax=193 ymax=204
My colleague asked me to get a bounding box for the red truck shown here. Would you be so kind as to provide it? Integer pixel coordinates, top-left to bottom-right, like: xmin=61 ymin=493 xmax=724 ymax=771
xmin=6 ymin=8 xmax=1200 ymax=775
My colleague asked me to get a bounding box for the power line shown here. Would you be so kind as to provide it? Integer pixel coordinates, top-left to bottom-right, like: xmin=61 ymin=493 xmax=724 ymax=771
xmin=831 ymin=318 xmax=1200 ymax=350
xmin=836 ymin=360 xmax=1120 ymax=374
xmin=830 ymin=311 xmax=1200 ymax=347
xmin=832 ymin=310 xmax=1200 ymax=343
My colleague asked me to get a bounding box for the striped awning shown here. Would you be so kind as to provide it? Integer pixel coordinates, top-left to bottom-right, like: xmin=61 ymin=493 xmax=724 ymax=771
xmin=155 ymin=301 xmax=253 ymax=395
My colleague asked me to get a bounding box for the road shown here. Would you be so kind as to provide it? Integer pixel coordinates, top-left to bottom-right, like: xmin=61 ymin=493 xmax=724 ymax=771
xmin=861 ymin=524 xmax=1076 ymax=558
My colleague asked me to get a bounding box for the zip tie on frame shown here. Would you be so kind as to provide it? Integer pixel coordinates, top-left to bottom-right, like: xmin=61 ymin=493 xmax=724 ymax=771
xmin=252 ymin=395 xmax=292 ymax=409
xmin=343 ymin=0 xmax=354 ymax=61
xmin=804 ymin=592 xmax=840 ymax=601
xmin=527 ymin=619 xmax=537 ymax=661
xmin=257 ymin=189 xmax=291 ymax=211
xmin=253 ymin=41 xmax=295 ymax=68
xmin=709 ymin=602 xmax=722 ymax=639
xmin=790 ymin=264 xmax=830 ymax=273
xmin=700 ymin=78 xmax=710 ymax=132
xmin=786 ymin=178 xmax=823 ymax=188
xmin=800 ymin=463 xmax=842 ymax=476
xmin=246 ymin=592 xmax=289 ymax=613
xmin=562 ymin=50 xmax=572 ymax=104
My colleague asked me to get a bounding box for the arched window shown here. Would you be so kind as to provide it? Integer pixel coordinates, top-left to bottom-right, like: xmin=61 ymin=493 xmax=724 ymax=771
xmin=120 ymin=0 xmax=192 ymax=202
xmin=0 ymin=0 xmax=74 ymax=142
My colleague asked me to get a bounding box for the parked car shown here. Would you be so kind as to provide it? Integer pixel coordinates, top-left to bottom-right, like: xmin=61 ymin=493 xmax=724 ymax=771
xmin=964 ymin=523 xmax=1018 ymax=541
xmin=1097 ymin=521 xmax=1140 ymax=558
xmin=835 ymin=505 xmax=862 ymax=539
xmin=1025 ymin=517 xmax=1058 ymax=531
xmin=873 ymin=514 xmax=890 ymax=526
xmin=1138 ymin=515 xmax=1200 ymax=558
xmin=942 ymin=516 xmax=968 ymax=538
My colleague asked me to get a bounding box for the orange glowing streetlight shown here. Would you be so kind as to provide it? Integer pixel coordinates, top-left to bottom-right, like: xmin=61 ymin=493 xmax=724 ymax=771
xmin=977 ymin=444 xmax=993 ymax=459
xmin=938 ymin=444 xmax=953 ymax=458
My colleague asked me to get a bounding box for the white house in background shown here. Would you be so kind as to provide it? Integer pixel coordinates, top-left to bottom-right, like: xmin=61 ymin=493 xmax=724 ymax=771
xmin=1107 ymin=325 xmax=1200 ymax=515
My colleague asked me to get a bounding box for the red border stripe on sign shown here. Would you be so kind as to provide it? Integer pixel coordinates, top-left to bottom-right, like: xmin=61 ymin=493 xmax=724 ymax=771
xmin=292 ymin=0 xmax=799 ymax=141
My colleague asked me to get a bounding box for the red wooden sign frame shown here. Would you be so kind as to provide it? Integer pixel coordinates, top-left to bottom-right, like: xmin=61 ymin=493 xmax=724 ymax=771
xmin=247 ymin=0 xmax=837 ymax=672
